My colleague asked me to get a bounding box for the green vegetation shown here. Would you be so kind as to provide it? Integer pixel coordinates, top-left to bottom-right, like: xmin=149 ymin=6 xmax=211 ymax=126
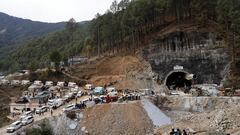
xmin=0 ymin=12 xmax=65 ymax=48
xmin=25 ymin=119 xmax=53 ymax=135
xmin=1 ymin=0 xmax=240 ymax=79
xmin=0 ymin=12 xmax=65 ymax=70
xmin=0 ymin=20 xmax=89 ymax=73
xmin=49 ymin=50 xmax=62 ymax=68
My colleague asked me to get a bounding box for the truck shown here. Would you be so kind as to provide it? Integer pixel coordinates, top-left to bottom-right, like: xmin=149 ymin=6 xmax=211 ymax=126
xmin=48 ymin=98 xmax=63 ymax=109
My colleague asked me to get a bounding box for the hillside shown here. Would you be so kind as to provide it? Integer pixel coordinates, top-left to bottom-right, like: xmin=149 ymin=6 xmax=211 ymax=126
xmin=1 ymin=0 xmax=240 ymax=86
xmin=0 ymin=12 xmax=67 ymax=73
xmin=67 ymin=55 xmax=155 ymax=90
xmin=0 ymin=12 xmax=65 ymax=47
xmin=0 ymin=17 xmax=90 ymax=73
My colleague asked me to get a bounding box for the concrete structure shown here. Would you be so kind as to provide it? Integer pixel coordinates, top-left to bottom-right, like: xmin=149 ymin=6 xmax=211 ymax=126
xmin=9 ymin=102 xmax=40 ymax=114
xmin=68 ymin=56 xmax=88 ymax=65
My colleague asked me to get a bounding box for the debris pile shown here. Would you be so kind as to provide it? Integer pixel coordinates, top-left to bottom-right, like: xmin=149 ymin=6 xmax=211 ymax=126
xmin=158 ymin=105 xmax=240 ymax=134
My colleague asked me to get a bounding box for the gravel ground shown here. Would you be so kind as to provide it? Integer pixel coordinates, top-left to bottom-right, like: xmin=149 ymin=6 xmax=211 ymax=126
xmin=81 ymin=101 xmax=154 ymax=135
xmin=155 ymin=104 xmax=240 ymax=135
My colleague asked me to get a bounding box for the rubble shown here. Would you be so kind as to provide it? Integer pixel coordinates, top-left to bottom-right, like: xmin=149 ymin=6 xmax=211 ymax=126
xmin=157 ymin=104 xmax=240 ymax=134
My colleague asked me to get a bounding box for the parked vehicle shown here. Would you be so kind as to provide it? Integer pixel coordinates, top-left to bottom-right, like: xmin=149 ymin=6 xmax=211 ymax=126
xmin=93 ymin=87 xmax=105 ymax=95
xmin=20 ymin=111 xmax=33 ymax=120
xmin=11 ymin=80 xmax=21 ymax=86
xmin=62 ymin=104 xmax=75 ymax=112
xmin=21 ymin=116 xmax=34 ymax=126
xmin=68 ymin=82 xmax=77 ymax=88
xmin=68 ymin=92 xmax=74 ymax=99
xmin=85 ymin=84 xmax=94 ymax=90
xmin=93 ymin=96 xmax=103 ymax=104
xmin=108 ymin=91 xmax=118 ymax=101
xmin=75 ymin=102 xmax=86 ymax=109
xmin=6 ymin=121 xmax=22 ymax=133
xmin=72 ymin=88 xmax=79 ymax=96
xmin=77 ymin=91 xmax=82 ymax=97
xmin=106 ymin=87 xmax=116 ymax=93
xmin=35 ymin=91 xmax=50 ymax=98
xmin=81 ymin=98 xmax=89 ymax=104
xmin=21 ymin=80 xmax=31 ymax=85
xmin=100 ymin=95 xmax=107 ymax=103
xmin=63 ymin=95 xmax=70 ymax=102
xmin=1 ymin=79 xmax=10 ymax=85
xmin=33 ymin=80 xmax=43 ymax=85
xmin=170 ymin=90 xmax=179 ymax=95
xmin=15 ymin=96 xmax=29 ymax=104
xmin=45 ymin=81 xmax=53 ymax=87
xmin=48 ymin=98 xmax=63 ymax=108
xmin=36 ymin=106 xmax=48 ymax=114
xmin=57 ymin=81 xmax=65 ymax=87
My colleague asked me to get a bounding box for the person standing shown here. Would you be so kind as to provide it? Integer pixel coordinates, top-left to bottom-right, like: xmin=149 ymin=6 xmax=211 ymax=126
xmin=182 ymin=130 xmax=187 ymax=135
xmin=170 ymin=128 xmax=175 ymax=135
xmin=177 ymin=128 xmax=182 ymax=135
xmin=51 ymin=109 xmax=53 ymax=116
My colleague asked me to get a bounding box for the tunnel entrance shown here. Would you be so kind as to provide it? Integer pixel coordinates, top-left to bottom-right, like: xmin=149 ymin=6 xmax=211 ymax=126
xmin=165 ymin=71 xmax=192 ymax=91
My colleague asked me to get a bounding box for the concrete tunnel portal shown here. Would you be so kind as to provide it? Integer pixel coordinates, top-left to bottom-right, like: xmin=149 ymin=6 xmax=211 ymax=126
xmin=164 ymin=70 xmax=194 ymax=91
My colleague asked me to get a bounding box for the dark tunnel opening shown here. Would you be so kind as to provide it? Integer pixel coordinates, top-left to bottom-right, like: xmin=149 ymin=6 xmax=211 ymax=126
xmin=166 ymin=72 xmax=192 ymax=91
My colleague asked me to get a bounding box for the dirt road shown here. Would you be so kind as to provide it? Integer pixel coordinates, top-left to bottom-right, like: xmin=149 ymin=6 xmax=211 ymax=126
xmin=0 ymin=107 xmax=63 ymax=135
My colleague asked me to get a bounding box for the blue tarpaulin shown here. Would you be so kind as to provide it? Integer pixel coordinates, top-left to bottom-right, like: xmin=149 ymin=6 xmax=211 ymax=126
xmin=93 ymin=87 xmax=104 ymax=95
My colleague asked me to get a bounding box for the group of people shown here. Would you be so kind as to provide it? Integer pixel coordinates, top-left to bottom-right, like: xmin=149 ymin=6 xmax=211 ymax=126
xmin=170 ymin=128 xmax=187 ymax=135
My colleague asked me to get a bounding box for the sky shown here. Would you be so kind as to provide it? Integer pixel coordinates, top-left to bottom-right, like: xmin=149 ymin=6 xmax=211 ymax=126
xmin=0 ymin=0 xmax=114 ymax=23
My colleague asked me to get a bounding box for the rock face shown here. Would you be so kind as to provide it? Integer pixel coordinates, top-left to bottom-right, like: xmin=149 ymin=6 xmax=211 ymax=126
xmin=157 ymin=96 xmax=240 ymax=112
xmin=48 ymin=113 xmax=86 ymax=135
xmin=142 ymin=31 xmax=228 ymax=85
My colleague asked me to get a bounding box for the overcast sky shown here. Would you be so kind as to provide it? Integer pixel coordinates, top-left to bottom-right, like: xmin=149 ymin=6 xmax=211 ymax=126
xmin=0 ymin=0 xmax=114 ymax=23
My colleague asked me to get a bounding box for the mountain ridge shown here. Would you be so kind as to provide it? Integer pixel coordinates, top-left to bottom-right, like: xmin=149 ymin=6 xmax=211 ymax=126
xmin=0 ymin=12 xmax=66 ymax=47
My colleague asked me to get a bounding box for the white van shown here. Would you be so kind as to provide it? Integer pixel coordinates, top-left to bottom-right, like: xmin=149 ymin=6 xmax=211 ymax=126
xmin=48 ymin=98 xmax=63 ymax=108
xmin=57 ymin=81 xmax=65 ymax=87
xmin=21 ymin=116 xmax=34 ymax=126
xmin=106 ymin=87 xmax=116 ymax=93
xmin=20 ymin=111 xmax=33 ymax=120
xmin=21 ymin=80 xmax=31 ymax=85
xmin=45 ymin=81 xmax=53 ymax=86
xmin=68 ymin=82 xmax=77 ymax=88
xmin=1 ymin=79 xmax=10 ymax=85
xmin=6 ymin=121 xmax=22 ymax=133
xmin=34 ymin=80 xmax=43 ymax=86
xmin=11 ymin=80 xmax=21 ymax=86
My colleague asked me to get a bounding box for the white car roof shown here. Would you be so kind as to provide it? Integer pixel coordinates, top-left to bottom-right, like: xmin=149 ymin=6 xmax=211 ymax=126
xmin=69 ymin=82 xmax=76 ymax=84
xmin=66 ymin=104 xmax=74 ymax=107
xmin=24 ymin=116 xmax=33 ymax=119
xmin=25 ymin=111 xmax=32 ymax=114
xmin=12 ymin=121 xmax=21 ymax=125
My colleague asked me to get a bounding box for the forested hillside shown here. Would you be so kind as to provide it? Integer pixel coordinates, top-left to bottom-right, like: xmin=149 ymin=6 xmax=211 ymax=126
xmin=1 ymin=0 xmax=240 ymax=78
xmin=0 ymin=12 xmax=66 ymax=73
xmin=0 ymin=12 xmax=65 ymax=47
